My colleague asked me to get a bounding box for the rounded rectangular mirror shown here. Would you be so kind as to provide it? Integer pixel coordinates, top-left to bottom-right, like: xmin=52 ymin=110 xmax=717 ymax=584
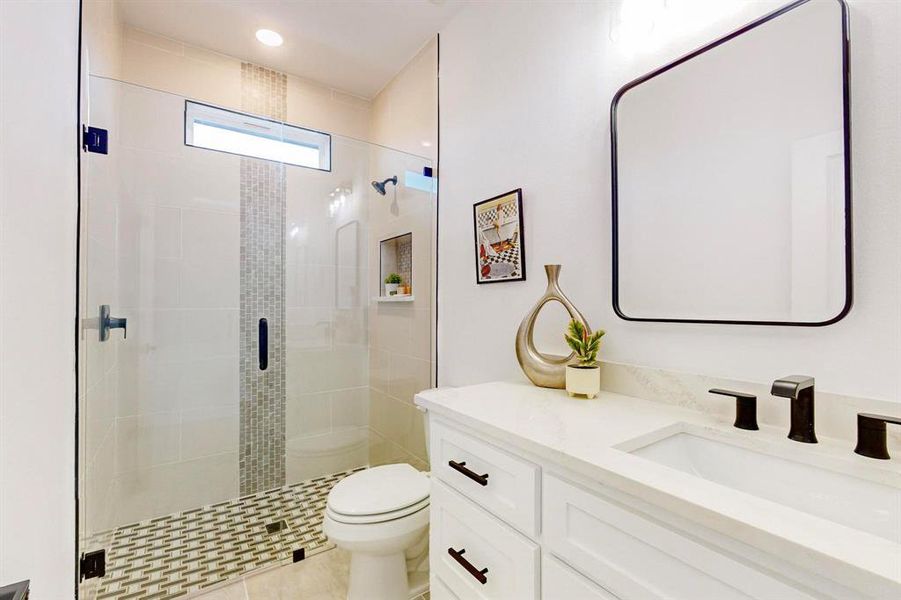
xmin=612 ymin=0 xmax=851 ymax=326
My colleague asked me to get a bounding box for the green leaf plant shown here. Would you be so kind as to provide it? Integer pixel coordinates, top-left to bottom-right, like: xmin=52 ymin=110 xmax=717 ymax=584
xmin=564 ymin=319 xmax=605 ymax=368
xmin=384 ymin=273 xmax=403 ymax=285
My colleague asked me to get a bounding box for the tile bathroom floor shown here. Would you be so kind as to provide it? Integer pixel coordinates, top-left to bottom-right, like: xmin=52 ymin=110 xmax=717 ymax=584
xmin=191 ymin=548 xmax=430 ymax=600
xmin=87 ymin=469 xmax=363 ymax=599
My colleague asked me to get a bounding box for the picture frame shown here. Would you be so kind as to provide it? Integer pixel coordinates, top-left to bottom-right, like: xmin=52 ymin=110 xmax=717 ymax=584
xmin=473 ymin=188 xmax=525 ymax=284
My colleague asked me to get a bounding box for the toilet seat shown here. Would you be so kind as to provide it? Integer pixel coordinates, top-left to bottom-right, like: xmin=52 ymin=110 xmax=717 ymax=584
xmin=326 ymin=496 xmax=429 ymax=524
xmin=327 ymin=463 xmax=430 ymax=523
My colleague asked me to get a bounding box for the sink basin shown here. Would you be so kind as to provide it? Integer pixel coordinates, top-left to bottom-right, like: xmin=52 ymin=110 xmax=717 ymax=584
xmin=629 ymin=430 xmax=901 ymax=544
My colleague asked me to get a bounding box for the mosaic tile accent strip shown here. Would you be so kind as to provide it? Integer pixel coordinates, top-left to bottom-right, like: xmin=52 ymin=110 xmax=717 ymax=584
xmin=397 ymin=235 xmax=412 ymax=288
xmin=91 ymin=468 xmax=360 ymax=600
xmin=241 ymin=63 xmax=287 ymax=122
xmin=239 ymin=62 xmax=288 ymax=495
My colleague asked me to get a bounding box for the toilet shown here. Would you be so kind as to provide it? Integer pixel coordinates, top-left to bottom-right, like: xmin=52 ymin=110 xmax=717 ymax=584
xmin=323 ymin=462 xmax=430 ymax=600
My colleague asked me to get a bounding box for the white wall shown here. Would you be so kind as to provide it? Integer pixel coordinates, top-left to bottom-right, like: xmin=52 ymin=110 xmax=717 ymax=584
xmin=0 ymin=0 xmax=79 ymax=597
xmin=438 ymin=0 xmax=901 ymax=403
xmin=284 ymin=138 xmax=372 ymax=483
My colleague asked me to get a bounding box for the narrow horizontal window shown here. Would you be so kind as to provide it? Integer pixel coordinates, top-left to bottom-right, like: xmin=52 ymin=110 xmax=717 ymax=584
xmin=184 ymin=101 xmax=330 ymax=171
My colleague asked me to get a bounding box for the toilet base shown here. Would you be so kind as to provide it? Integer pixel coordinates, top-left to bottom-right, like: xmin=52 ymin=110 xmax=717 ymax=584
xmin=348 ymin=551 xmax=408 ymax=600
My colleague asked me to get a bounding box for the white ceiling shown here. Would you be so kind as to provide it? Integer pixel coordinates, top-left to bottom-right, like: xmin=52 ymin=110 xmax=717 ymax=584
xmin=118 ymin=0 xmax=463 ymax=98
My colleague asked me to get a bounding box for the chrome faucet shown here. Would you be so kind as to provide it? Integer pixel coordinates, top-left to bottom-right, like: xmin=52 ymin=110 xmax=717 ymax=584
xmin=771 ymin=375 xmax=817 ymax=443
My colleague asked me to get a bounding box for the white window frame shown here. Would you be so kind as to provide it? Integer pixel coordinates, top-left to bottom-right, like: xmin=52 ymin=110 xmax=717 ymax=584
xmin=184 ymin=101 xmax=331 ymax=171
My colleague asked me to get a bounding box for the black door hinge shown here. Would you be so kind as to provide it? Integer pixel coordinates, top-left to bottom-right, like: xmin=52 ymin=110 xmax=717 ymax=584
xmin=80 ymin=549 xmax=106 ymax=581
xmin=82 ymin=126 xmax=108 ymax=154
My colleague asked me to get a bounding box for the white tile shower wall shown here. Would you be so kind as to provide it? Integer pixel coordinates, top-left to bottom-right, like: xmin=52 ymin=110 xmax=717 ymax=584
xmin=367 ymin=38 xmax=438 ymax=468
xmin=0 ymin=1 xmax=79 ymax=596
xmin=366 ymin=154 xmax=435 ymax=469
xmin=437 ymin=1 xmax=901 ymax=405
xmin=284 ymin=139 xmax=373 ymax=484
xmin=85 ymin=77 xmax=242 ymax=528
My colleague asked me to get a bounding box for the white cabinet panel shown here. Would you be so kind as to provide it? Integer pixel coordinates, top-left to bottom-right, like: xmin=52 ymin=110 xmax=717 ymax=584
xmin=543 ymin=554 xmax=621 ymax=600
xmin=431 ymin=574 xmax=459 ymax=600
xmin=431 ymin=479 xmax=539 ymax=599
xmin=543 ymin=474 xmax=817 ymax=600
xmin=432 ymin=419 xmax=539 ymax=536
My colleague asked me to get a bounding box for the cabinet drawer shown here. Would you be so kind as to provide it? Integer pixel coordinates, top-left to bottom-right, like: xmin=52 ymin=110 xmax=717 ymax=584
xmin=431 ymin=479 xmax=539 ymax=599
xmin=543 ymin=554 xmax=620 ymax=600
xmin=431 ymin=419 xmax=539 ymax=536
xmin=543 ymin=474 xmax=817 ymax=600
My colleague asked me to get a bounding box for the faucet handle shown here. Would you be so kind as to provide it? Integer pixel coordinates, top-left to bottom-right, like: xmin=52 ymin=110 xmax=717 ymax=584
xmin=854 ymin=413 xmax=901 ymax=460
xmin=709 ymin=389 xmax=759 ymax=431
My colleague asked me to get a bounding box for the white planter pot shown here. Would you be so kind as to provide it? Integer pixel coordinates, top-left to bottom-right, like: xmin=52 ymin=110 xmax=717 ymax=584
xmin=566 ymin=364 xmax=600 ymax=399
xmin=385 ymin=283 xmax=399 ymax=296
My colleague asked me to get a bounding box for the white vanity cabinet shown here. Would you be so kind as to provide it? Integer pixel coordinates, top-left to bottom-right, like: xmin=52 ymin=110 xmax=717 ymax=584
xmin=426 ymin=415 xmax=857 ymax=600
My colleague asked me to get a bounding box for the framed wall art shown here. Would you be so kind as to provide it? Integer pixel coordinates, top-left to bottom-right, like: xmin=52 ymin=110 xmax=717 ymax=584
xmin=473 ymin=188 xmax=525 ymax=284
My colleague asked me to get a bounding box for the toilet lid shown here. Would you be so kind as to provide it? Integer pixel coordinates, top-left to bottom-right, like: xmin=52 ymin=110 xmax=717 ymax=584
xmin=328 ymin=464 xmax=429 ymax=517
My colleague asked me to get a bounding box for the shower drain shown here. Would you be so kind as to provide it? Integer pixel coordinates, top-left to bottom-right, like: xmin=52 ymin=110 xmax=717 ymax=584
xmin=265 ymin=519 xmax=289 ymax=535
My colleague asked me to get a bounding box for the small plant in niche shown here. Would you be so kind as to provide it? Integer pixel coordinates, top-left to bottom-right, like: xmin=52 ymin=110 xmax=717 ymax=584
xmin=384 ymin=273 xmax=402 ymax=296
xmin=563 ymin=319 xmax=605 ymax=399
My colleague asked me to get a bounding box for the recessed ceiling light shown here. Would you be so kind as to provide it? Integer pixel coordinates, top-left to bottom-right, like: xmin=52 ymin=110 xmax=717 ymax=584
xmin=255 ymin=29 xmax=283 ymax=47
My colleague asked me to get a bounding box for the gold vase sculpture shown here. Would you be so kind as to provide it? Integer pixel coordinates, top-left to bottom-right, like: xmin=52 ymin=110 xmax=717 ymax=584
xmin=515 ymin=264 xmax=590 ymax=389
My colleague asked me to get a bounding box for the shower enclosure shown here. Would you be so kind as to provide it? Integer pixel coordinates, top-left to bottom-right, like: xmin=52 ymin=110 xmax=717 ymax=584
xmin=78 ymin=76 xmax=435 ymax=598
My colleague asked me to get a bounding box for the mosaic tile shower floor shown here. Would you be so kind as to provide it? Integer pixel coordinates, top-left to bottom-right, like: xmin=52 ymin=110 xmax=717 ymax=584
xmin=85 ymin=468 xmax=361 ymax=599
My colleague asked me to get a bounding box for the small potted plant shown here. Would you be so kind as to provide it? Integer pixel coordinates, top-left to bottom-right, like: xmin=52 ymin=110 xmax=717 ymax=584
xmin=384 ymin=273 xmax=402 ymax=296
xmin=563 ymin=319 xmax=605 ymax=399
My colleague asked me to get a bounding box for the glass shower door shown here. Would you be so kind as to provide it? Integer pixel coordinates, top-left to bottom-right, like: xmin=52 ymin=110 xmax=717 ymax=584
xmin=79 ymin=74 xmax=435 ymax=599
xmin=80 ymin=73 xmax=243 ymax=534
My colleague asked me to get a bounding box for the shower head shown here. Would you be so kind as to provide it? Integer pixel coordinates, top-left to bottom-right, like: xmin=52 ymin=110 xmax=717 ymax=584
xmin=371 ymin=176 xmax=398 ymax=196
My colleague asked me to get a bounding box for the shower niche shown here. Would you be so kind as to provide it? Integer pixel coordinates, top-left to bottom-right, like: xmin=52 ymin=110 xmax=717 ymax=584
xmin=378 ymin=232 xmax=414 ymax=301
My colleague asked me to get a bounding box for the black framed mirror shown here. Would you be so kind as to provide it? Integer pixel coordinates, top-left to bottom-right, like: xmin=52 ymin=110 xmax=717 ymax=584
xmin=611 ymin=0 xmax=851 ymax=326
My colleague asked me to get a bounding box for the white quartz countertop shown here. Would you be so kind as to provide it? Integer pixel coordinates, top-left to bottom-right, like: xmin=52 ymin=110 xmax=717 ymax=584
xmin=415 ymin=381 xmax=901 ymax=595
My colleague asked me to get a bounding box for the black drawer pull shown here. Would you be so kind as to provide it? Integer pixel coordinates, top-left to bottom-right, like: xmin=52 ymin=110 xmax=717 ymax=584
xmin=448 ymin=547 xmax=488 ymax=584
xmin=448 ymin=460 xmax=489 ymax=486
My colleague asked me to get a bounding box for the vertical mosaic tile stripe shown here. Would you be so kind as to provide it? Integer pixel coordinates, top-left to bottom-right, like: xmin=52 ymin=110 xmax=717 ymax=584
xmin=239 ymin=63 xmax=288 ymax=495
xmin=397 ymin=236 xmax=413 ymax=288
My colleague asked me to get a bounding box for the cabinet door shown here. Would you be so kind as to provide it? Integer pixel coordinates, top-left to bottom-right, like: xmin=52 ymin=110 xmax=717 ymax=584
xmin=432 ymin=479 xmax=539 ymax=599
xmin=543 ymin=554 xmax=621 ymax=600
xmin=543 ymin=474 xmax=818 ymax=600
xmin=431 ymin=574 xmax=459 ymax=600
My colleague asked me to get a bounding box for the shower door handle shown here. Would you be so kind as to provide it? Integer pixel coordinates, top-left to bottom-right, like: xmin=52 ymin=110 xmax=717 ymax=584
xmin=259 ymin=318 xmax=268 ymax=371
xmin=99 ymin=305 xmax=127 ymax=341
